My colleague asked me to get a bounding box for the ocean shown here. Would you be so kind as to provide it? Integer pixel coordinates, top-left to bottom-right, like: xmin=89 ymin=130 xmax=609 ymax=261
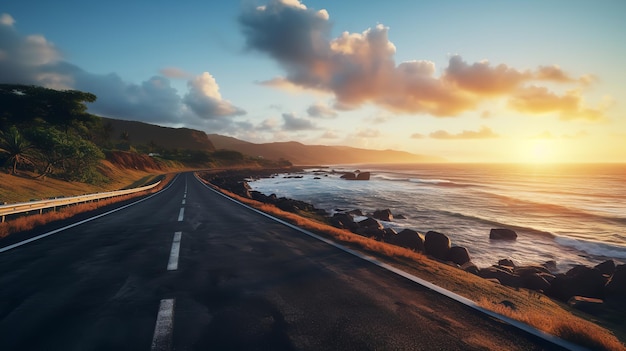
xmin=248 ymin=163 xmax=626 ymax=272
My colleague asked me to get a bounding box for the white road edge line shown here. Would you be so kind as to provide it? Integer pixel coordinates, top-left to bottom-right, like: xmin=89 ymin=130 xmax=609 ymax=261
xmin=167 ymin=232 xmax=182 ymax=271
xmin=195 ymin=174 xmax=589 ymax=351
xmin=0 ymin=174 xmax=180 ymax=254
xmin=151 ymin=298 xmax=175 ymax=351
xmin=177 ymin=208 xmax=185 ymax=222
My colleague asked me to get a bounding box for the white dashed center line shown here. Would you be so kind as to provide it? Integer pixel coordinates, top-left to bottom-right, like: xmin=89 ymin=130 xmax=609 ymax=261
xmin=151 ymin=298 xmax=175 ymax=351
xmin=167 ymin=232 xmax=182 ymax=271
xmin=181 ymin=199 xmax=186 ymax=205
xmin=177 ymin=207 xmax=184 ymax=222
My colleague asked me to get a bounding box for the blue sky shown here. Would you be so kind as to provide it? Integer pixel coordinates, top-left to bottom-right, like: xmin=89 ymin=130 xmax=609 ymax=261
xmin=2 ymin=0 xmax=625 ymax=162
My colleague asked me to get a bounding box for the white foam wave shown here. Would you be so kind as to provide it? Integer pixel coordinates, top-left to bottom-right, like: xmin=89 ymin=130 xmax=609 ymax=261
xmin=555 ymin=237 xmax=626 ymax=259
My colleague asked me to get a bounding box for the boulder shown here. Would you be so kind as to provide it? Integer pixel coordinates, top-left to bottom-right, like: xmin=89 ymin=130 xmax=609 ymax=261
xmin=424 ymin=231 xmax=451 ymax=260
xmin=521 ymin=273 xmax=551 ymax=292
xmin=605 ymin=264 xmax=626 ymax=301
xmin=340 ymin=172 xmax=356 ymax=180
xmin=461 ymin=261 xmax=480 ymax=275
xmin=356 ymin=227 xmax=386 ymax=240
xmin=347 ymin=209 xmax=365 ymax=216
xmin=514 ymin=265 xmax=553 ymax=277
xmin=372 ymin=209 xmax=393 ymax=222
xmin=548 ymin=265 xmax=607 ymax=301
xmin=478 ymin=266 xmax=521 ymax=287
xmin=357 ymin=218 xmax=383 ymax=230
xmin=395 ymin=214 xmax=407 ymax=219
xmin=356 ymin=172 xmax=371 ymax=180
xmin=447 ymin=246 xmax=471 ymax=266
xmin=543 ymin=260 xmax=557 ymax=273
xmin=594 ymin=260 xmax=616 ymax=277
xmin=341 ymin=171 xmax=370 ymax=180
xmin=329 ymin=213 xmax=358 ymax=231
xmin=498 ymin=259 xmax=516 ymax=268
xmin=489 ymin=228 xmax=517 ymax=240
xmin=567 ymin=296 xmax=605 ymax=315
xmin=393 ymin=229 xmax=425 ymax=252
xmin=274 ymin=197 xmax=317 ymax=213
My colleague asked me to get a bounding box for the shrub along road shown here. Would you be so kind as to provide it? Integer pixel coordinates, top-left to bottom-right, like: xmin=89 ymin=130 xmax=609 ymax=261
xmin=0 ymin=173 xmax=570 ymax=350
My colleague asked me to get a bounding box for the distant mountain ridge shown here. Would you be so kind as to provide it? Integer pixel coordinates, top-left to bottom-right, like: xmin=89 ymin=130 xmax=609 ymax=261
xmin=208 ymin=136 xmax=445 ymax=165
xmin=101 ymin=117 xmax=443 ymax=165
xmin=101 ymin=117 xmax=216 ymax=151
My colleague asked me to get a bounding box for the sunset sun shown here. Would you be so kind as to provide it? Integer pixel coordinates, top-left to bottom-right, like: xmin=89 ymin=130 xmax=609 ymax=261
xmin=521 ymin=139 xmax=557 ymax=163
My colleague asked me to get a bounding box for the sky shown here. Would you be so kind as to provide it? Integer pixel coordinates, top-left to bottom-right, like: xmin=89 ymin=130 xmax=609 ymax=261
xmin=1 ymin=0 xmax=625 ymax=163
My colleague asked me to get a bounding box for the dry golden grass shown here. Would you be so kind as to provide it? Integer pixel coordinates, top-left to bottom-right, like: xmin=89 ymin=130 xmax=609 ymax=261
xmin=0 ymin=173 xmax=174 ymax=238
xmin=1 ymin=161 xmax=167 ymax=204
xmin=199 ymin=177 xmax=626 ymax=351
xmin=478 ymin=298 xmax=626 ymax=351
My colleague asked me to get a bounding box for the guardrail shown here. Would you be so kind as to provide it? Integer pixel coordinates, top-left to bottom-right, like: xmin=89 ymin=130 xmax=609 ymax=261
xmin=0 ymin=180 xmax=162 ymax=223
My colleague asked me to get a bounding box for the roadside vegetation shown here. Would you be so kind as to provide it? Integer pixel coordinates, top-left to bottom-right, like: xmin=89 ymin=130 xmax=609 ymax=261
xmin=0 ymin=84 xmax=291 ymax=205
xmin=197 ymin=176 xmax=625 ymax=351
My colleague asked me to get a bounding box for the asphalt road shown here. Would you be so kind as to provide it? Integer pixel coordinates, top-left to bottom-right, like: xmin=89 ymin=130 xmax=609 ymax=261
xmin=0 ymin=173 xmax=569 ymax=350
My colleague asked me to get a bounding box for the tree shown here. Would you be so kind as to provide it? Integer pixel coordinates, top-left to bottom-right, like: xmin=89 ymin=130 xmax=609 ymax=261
xmin=0 ymin=126 xmax=35 ymax=174
xmin=27 ymin=127 xmax=104 ymax=182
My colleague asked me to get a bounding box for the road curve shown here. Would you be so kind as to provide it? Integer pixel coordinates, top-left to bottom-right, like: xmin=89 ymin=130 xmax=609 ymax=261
xmin=0 ymin=173 xmax=569 ymax=350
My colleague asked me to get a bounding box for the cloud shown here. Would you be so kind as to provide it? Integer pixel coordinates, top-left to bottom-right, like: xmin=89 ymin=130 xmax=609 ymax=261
xmin=535 ymin=65 xmax=575 ymax=83
xmin=320 ymin=130 xmax=339 ymax=139
xmin=307 ymin=101 xmax=337 ymax=118
xmin=531 ymin=130 xmax=589 ymax=140
xmin=0 ymin=13 xmax=245 ymax=131
xmin=282 ymin=112 xmax=317 ymax=130
xmin=1 ymin=13 xmax=15 ymax=27
xmin=429 ymin=126 xmax=499 ymax=140
xmin=160 ymin=67 xmax=192 ymax=79
xmin=184 ymin=72 xmax=246 ymax=119
xmin=508 ymin=86 xmax=605 ymax=121
xmin=356 ymin=128 xmax=381 ymax=138
xmin=239 ymin=1 xmax=604 ymax=120
xmin=410 ymin=133 xmax=426 ymax=139
xmin=443 ymin=56 xmax=530 ymax=95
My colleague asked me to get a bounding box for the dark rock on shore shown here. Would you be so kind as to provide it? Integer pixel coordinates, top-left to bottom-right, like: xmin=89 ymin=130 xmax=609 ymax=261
xmin=340 ymin=171 xmax=370 ymax=180
xmin=424 ymin=231 xmax=451 ymax=261
xmin=372 ymin=209 xmax=393 ymax=222
xmin=605 ymin=264 xmax=626 ymax=301
xmin=391 ymin=229 xmax=425 ymax=252
xmin=548 ymin=265 xmax=607 ymax=301
xmin=489 ymin=228 xmax=518 ymax=240
xmin=478 ymin=266 xmax=521 ymax=287
xmin=329 ymin=213 xmax=359 ymax=231
xmin=447 ymin=246 xmax=471 ymax=266
xmin=595 ymin=259 xmax=616 ymax=276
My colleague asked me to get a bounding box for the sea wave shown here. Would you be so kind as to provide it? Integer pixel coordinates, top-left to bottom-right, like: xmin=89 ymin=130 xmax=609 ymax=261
xmin=372 ymin=175 xmax=472 ymax=188
xmin=438 ymin=210 xmax=556 ymax=238
xmin=477 ymin=190 xmax=626 ymax=225
xmin=555 ymin=237 xmax=626 ymax=259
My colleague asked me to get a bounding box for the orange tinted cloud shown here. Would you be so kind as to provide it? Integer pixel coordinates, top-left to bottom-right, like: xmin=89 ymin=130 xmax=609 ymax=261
xmin=508 ymin=86 xmax=605 ymax=121
xmin=240 ymin=0 xmax=605 ymax=120
xmin=429 ymin=126 xmax=499 ymax=140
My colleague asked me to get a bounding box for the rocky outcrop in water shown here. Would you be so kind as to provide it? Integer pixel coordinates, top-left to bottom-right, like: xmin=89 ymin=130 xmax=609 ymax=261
xmin=489 ymin=228 xmax=518 ymax=240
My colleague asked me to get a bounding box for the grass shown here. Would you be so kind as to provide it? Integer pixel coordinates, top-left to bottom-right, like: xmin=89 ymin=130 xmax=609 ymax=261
xmin=197 ymin=176 xmax=626 ymax=351
xmin=0 ymin=161 xmax=166 ymax=204
xmin=0 ymin=173 xmax=174 ymax=238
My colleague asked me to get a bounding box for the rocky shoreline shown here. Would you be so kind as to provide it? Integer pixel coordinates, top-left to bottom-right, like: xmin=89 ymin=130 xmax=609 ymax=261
xmin=199 ymin=168 xmax=626 ymax=316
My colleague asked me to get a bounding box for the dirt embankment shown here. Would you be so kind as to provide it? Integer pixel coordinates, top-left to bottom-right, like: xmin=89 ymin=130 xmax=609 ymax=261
xmin=105 ymin=151 xmax=165 ymax=171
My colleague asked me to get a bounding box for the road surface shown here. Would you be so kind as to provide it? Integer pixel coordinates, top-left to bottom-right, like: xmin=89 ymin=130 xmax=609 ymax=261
xmin=0 ymin=173 xmax=568 ymax=350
